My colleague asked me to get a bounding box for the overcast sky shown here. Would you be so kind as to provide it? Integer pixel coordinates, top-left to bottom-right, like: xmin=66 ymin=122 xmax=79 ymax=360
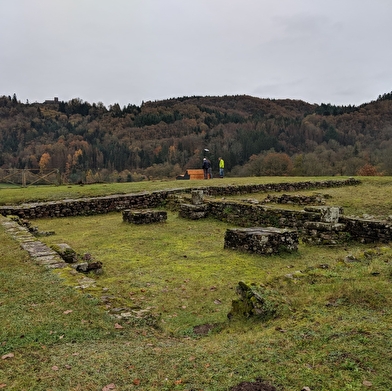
xmin=1 ymin=0 xmax=391 ymax=108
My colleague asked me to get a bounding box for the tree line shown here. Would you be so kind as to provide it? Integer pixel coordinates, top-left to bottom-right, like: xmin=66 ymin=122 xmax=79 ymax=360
xmin=1 ymin=92 xmax=392 ymax=183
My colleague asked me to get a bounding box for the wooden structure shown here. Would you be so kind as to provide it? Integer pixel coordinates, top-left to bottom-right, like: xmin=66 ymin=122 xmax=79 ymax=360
xmin=176 ymin=169 xmax=205 ymax=180
xmin=0 ymin=169 xmax=60 ymax=187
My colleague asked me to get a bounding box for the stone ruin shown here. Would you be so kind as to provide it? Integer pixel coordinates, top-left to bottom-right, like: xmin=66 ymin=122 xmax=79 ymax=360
xmin=4 ymin=178 xmax=391 ymax=265
xmin=224 ymin=227 xmax=299 ymax=255
xmin=52 ymin=243 xmax=103 ymax=274
xmin=0 ymin=178 xmax=361 ymax=220
xmin=262 ymin=193 xmax=327 ymax=205
xmin=178 ymin=189 xmax=209 ymax=219
xmin=54 ymin=243 xmax=78 ymax=263
xmin=174 ymin=186 xmax=392 ymax=250
xmin=302 ymin=206 xmax=347 ymax=245
xmin=122 ymin=209 xmax=167 ymax=224
xmin=0 ymin=215 xmax=103 ymax=275
xmin=8 ymin=215 xmax=55 ymax=237
xmin=228 ymin=281 xmax=288 ymax=321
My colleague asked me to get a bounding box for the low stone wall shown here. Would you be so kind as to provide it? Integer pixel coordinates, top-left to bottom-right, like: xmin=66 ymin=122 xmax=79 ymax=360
xmin=302 ymin=221 xmax=349 ymax=245
xmin=0 ymin=191 xmax=174 ymax=219
xmin=122 ymin=209 xmax=167 ymax=224
xmin=262 ymin=193 xmax=326 ymax=205
xmin=199 ymin=177 xmax=360 ymax=197
xmin=224 ymin=227 xmax=298 ymax=255
xmin=208 ymin=202 xmax=392 ymax=244
xmin=208 ymin=201 xmax=320 ymax=229
xmin=0 ymin=179 xmax=360 ymax=219
xmin=179 ymin=203 xmax=209 ymax=220
xmin=340 ymin=216 xmax=392 ymax=243
xmin=2 ymin=178 xmax=389 ymax=244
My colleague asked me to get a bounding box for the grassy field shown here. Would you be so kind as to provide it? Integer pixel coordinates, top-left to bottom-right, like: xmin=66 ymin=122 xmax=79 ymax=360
xmin=1 ymin=177 xmax=392 ymax=390
xmin=0 ymin=176 xmax=352 ymax=206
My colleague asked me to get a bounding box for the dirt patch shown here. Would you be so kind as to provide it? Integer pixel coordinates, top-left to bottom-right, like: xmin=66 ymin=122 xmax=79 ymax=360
xmin=193 ymin=323 xmax=216 ymax=335
xmin=229 ymin=378 xmax=277 ymax=391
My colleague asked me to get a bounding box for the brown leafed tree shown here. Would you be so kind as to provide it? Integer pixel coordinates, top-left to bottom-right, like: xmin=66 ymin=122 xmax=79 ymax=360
xmin=357 ymin=163 xmax=382 ymax=176
xmin=38 ymin=152 xmax=51 ymax=172
xmin=262 ymin=152 xmax=293 ymax=176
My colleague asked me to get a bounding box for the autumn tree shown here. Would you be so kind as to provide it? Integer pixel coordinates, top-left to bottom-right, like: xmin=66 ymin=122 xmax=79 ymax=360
xmin=2 ymin=92 xmax=392 ymax=181
xmin=38 ymin=153 xmax=51 ymax=172
xmin=357 ymin=164 xmax=382 ymax=176
xmin=262 ymin=152 xmax=293 ymax=176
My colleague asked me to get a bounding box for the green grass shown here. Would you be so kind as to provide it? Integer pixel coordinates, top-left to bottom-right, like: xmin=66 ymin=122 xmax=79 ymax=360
xmin=1 ymin=177 xmax=392 ymax=390
xmin=229 ymin=176 xmax=392 ymax=218
xmin=0 ymin=176 xmax=347 ymax=205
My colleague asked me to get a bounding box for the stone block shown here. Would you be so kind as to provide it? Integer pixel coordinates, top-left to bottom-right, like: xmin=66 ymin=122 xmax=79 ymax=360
xmin=191 ymin=190 xmax=204 ymax=205
xmin=228 ymin=281 xmax=287 ymax=320
xmin=303 ymin=221 xmax=346 ymax=232
xmin=54 ymin=243 xmax=78 ymax=263
xmin=122 ymin=209 xmax=167 ymax=224
xmin=224 ymin=227 xmax=298 ymax=255
xmin=302 ymin=221 xmax=349 ymax=245
xmin=320 ymin=207 xmax=340 ymax=223
xmin=178 ymin=203 xmax=208 ymax=220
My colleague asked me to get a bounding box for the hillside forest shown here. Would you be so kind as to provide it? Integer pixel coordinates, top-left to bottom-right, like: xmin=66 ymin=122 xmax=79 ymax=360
xmin=1 ymin=92 xmax=392 ymax=183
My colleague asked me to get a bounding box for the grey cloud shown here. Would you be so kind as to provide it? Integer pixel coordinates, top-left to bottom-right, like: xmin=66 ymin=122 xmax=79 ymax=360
xmin=1 ymin=0 xmax=392 ymax=106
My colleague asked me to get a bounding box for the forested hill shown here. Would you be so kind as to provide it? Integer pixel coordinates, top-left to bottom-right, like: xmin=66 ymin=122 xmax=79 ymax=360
xmin=1 ymin=92 xmax=392 ymax=182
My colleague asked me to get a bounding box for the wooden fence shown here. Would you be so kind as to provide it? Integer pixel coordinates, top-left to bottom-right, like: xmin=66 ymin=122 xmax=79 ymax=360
xmin=0 ymin=169 xmax=61 ymax=187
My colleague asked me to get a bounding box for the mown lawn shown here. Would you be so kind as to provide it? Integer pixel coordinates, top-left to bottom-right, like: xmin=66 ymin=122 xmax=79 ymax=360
xmin=1 ymin=177 xmax=392 ymax=390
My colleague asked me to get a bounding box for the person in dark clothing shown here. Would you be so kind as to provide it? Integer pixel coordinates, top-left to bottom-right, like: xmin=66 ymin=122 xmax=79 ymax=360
xmin=207 ymin=159 xmax=213 ymax=179
xmin=202 ymin=158 xmax=209 ymax=179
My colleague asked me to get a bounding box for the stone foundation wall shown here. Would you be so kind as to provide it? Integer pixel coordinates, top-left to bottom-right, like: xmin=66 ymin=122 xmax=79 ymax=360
xmin=224 ymin=227 xmax=298 ymax=255
xmin=0 ymin=179 xmax=359 ymax=219
xmin=199 ymin=178 xmax=360 ymax=197
xmin=1 ymin=179 xmax=389 ymax=243
xmin=0 ymin=191 xmax=174 ymax=219
xmin=122 ymin=209 xmax=167 ymax=224
xmin=340 ymin=216 xmax=392 ymax=243
xmin=208 ymin=201 xmax=321 ymax=229
xmin=178 ymin=203 xmax=209 ymax=220
xmin=2 ymin=178 xmax=391 ymax=248
xmin=262 ymin=193 xmax=326 ymax=205
xmin=208 ymin=202 xmax=392 ymax=244
xmin=302 ymin=221 xmax=349 ymax=245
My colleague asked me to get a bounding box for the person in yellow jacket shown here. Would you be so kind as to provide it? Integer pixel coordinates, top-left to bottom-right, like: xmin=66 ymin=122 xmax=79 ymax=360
xmin=218 ymin=157 xmax=224 ymax=178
